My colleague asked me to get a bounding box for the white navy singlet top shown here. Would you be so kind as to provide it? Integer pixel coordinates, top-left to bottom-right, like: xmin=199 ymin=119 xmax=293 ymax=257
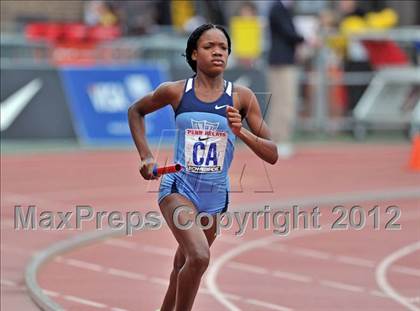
xmin=173 ymin=77 xmax=235 ymax=186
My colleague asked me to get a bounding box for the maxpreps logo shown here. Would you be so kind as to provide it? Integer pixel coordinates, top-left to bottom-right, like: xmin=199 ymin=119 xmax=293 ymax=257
xmin=87 ymin=74 xmax=152 ymax=113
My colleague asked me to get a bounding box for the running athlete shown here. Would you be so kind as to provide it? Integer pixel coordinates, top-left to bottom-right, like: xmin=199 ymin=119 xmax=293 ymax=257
xmin=128 ymin=24 xmax=278 ymax=311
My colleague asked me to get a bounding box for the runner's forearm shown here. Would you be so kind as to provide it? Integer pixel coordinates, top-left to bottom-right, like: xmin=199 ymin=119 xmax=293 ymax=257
xmin=128 ymin=106 xmax=153 ymax=161
xmin=237 ymin=127 xmax=278 ymax=164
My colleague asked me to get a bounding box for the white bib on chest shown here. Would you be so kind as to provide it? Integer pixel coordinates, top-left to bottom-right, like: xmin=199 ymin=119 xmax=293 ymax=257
xmin=184 ymin=129 xmax=228 ymax=173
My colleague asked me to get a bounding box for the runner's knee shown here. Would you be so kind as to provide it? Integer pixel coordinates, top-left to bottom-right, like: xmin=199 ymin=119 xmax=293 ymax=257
xmin=187 ymin=247 xmax=210 ymax=274
xmin=173 ymin=249 xmax=185 ymax=272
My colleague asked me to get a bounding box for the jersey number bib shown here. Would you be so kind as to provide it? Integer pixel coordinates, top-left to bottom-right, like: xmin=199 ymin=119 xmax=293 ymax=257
xmin=184 ymin=129 xmax=227 ymax=173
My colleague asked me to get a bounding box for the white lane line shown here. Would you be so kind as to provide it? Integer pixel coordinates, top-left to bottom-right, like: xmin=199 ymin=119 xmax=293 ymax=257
xmin=146 ymin=239 xmax=420 ymax=279
xmin=104 ymin=239 xmax=137 ymax=249
xmin=43 ymin=287 xmax=128 ymax=311
xmin=376 ymin=241 xmax=420 ymax=311
xmin=268 ymin=243 xmax=420 ymax=276
xmin=227 ymin=257 xmax=384 ymax=293
xmin=320 ymin=280 xmax=364 ymax=293
xmin=63 ymin=295 xmax=107 ymax=308
xmin=216 ymin=256 xmax=392 ymax=296
xmin=63 ymin=258 xmax=104 ymax=272
xmin=149 ymin=275 xmax=281 ymax=310
xmin=198 ymin=287 xmax=242 ymax=301
xmin=392 ymin=266 xmax=420 ymax=277
xmin=227 ymin=262 xmax=268 ymax=274
xmin=1 ymin=279 xmax=18 ymax=287
xmin=149 ymin=277 xmax=169 ymax=286
xmin=220 ymin=256 xmax=408 ymax=299
xmin=142 ymin=245 xmax=173 ymax=257
xmin=370 ymin=290 xmax=388 ymax=298
xmin=0 ymin=278 xmax=27 ymax=291
xmin=273 ymin=271 xmax=313 ymax=283
xmin=43 ymin=289 xmax=60 ymax=297
xmin=104 ymin=232 xmax=420 ymax=279
xmin=225 ymin=259 xmax=416 ymax=301
xmin=104 ymin=239 xmax=174 ymax=257
xmin=292 ymin=247 xmax=331 ymax=260
xmin=69 ymin=245 xmax=292 ymax=311
xmin=107 ymin=268 xmax=147 ymax=281
xmin=100 ymin=212 xmax=418 ymax=310
xmin=206 ymin=231 xmax=310 ymax=311
xmin=102 ymin=232 xmax=420 ymax=307
xmin=223 ymin=293 xmax=242 ymax=301
xmin=56 ymin=256 xmax=170 ymax=289
xmin=205 ymin=210 xmax=420 ymax=311
xmin=245 ymin=298 xmax=293 ymax=311
xmin=336 ymin=255 xmax=375 ymax=268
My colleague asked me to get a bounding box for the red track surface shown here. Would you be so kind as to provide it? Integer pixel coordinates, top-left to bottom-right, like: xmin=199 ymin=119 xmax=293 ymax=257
xmin=1 ymin=143 xmax=420 ymax=310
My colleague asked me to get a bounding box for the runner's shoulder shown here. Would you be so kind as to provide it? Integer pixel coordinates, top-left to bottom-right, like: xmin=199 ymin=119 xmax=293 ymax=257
xmin=233 ymin=84 xmax=254 ymax=98
xmin=232 ymin=84 xmax=255 ymax=112
xmin=156 ymin=80 xmax=185 ymax=96
xmin=154 ymin=80 xmax=186 ymax=104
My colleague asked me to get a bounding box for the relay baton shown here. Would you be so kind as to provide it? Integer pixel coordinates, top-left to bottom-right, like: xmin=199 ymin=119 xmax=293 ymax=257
xmin=153 ymin=163 xmax=182 ymax=176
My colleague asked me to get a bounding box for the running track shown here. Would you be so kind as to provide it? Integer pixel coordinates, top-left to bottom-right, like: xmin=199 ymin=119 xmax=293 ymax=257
xmin=1 ymin=143 xmax=419 ymax=310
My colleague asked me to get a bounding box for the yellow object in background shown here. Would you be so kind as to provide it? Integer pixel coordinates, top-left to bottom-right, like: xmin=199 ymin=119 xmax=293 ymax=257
xmin=366 ymin=8 xmax=398 ymax=29
xmin=340 ymin=8 xmax=399 ymax=35
xmin=171 ymin=0 xmax=194 ymax=31
xmin=339 ymin=16 xmax=368 ymax=35
xmin=326 ymin=34 xmax=347 ymax=57
xmin=230 ymin=16 xmax=262 ymax=59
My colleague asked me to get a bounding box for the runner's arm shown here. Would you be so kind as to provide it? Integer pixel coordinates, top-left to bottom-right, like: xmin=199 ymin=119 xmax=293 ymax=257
xmin=227 ymin=87 xmax=278 ymax=165
xmin=128 ymin=82 xmax=181 ymax=178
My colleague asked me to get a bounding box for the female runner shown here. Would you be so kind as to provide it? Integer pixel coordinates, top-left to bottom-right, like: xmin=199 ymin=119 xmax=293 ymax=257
xmin=128 ymin=23 xmax=278 ymax=311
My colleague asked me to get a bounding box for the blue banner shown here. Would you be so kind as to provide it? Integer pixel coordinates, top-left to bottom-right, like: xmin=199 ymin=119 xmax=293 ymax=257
xmin=60 ymin=64 xmax=175 ymax=144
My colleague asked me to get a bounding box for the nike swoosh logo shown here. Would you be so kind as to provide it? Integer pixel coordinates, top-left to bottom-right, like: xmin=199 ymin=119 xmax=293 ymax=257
xmin=198 ymin=136 xmax=209 ymax=141
xmin=1 ymin=79 xmax=43 ymax=131
xmin=215 ymin=104 xmax=227 ymax=110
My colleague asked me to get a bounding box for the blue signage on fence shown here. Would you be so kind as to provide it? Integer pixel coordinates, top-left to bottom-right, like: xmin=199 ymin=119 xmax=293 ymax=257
xmin=60 ymin=64 xmax=175 ymax=144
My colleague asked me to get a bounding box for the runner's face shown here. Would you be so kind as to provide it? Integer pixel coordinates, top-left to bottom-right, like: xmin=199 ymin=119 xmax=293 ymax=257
xmin=193 ymin=28 xmax=228 ymax=76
